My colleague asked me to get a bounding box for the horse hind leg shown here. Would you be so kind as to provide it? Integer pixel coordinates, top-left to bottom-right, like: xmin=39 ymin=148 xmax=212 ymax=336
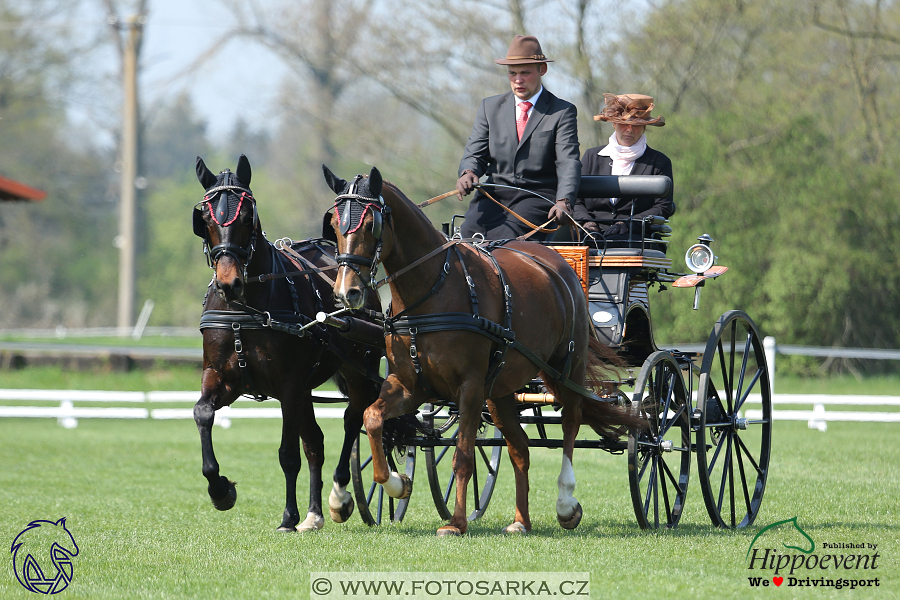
xmin=486 ymin=395 xmax=531 ymax=535
xmin=555 ymin=389 xmax=584 ymax=530
xmin=328 ymin=397 xmax=365 ymax=523
xmin=279 ymin=395 xmax=326 ymax=532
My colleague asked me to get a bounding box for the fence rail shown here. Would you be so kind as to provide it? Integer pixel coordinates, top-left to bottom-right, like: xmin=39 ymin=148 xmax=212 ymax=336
xmin=2 ymin=389 xmax=897 ymax=432
xmin=0 ymin=389 xmax=346 ymax=429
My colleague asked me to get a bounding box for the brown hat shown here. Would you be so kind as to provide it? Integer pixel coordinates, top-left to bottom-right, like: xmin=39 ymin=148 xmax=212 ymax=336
xmin=495 ymin=35 xmax=553 ymax=65
xmin=594 ymin=93 xmax=665 ymax=127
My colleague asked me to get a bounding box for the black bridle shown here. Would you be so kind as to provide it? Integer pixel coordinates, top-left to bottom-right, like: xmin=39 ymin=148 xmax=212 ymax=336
xmin=194 ymin=169 xmax=259 ymax=280
xmin=332 ymin=175 xmax=390 ymax=289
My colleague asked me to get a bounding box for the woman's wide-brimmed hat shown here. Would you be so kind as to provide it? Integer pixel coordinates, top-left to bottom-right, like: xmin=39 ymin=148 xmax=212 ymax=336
xmin=594 ymin=93 xmax=665 ymax=127
xmin=495 ymin=35 xmax=553 ymax=65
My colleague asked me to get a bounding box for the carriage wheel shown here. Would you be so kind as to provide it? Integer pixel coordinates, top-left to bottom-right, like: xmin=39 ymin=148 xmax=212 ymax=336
xmin=422 ymin=405 xmax=502 ymax=521
xmin=628 ymin=351 xmax=692 ymax=529
xmin=350 ymin=430 xmax=415 ymax=526
xmin=695 ymin=310 xmax=772 ymax=528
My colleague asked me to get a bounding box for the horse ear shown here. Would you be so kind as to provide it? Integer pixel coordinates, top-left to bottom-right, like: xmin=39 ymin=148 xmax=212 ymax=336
xmin=236 ymin=154 xmax=251 ymax=187
xmin=368 ymin=167 xmax=383 ymax=198
xmin=322 ymin=164 xmax=347 ymax=194
xmin=196 ymin=157 xmax=217 ymax=189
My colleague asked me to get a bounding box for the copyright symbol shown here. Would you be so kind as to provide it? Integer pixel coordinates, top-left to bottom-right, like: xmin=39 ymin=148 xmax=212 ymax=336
xmin=312 ymin=577 xmax=332 ymax=595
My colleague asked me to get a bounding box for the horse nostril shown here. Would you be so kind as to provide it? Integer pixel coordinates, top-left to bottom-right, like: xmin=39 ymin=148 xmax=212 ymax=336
xmin=216 ymin=278 xmax=244 ymax=301
xmin=345 ymin=288 xmax=363 ymax=309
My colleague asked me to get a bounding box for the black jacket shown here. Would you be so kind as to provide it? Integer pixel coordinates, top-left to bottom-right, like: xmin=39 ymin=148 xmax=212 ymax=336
xmin=573 ymin=144 xmax=675 ymax=229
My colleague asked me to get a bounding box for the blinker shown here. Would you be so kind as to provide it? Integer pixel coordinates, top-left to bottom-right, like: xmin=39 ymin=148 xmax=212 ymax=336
xmin=339 ymin=203 xmax=353 ymax=235
xmin=215 ymin=191 xmax=229 ymax=224
xmin=193 ymin=208 xmax=206 ymax=238
xmin=372 ymin=210 xmax=382 ymax=239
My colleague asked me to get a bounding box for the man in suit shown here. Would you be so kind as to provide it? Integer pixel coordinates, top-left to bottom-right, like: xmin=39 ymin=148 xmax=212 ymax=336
xmin=456 ymin=35 xmax=580 ymax=241
xmin=574 ymin=93 xmax=675 ymax=241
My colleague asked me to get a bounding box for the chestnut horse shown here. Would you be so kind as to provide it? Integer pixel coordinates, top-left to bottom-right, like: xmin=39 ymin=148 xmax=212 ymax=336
xmin=322 ymin=165 xmax=641 ymax=536
xmin=192 ymin=155 xmax=381 ymax=531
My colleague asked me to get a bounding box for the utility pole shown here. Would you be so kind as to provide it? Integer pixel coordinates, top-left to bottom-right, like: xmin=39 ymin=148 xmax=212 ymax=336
xmin=107 ymin=2 xmax=148 ymax=330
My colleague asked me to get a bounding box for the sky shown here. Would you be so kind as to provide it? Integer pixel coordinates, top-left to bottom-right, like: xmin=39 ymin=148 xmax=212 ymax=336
xmin=68 ymin=0 xmax=289 ymax=143
xmin=140 ymin=0 xmax=288 ymax=137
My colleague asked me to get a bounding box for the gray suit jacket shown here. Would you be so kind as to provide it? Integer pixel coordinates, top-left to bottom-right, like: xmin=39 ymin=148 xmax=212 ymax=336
xmin=458 ymin=89 xmax=580 ymax=239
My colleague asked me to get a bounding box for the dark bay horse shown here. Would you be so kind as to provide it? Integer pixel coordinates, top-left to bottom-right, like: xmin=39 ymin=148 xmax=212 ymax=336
xmin=192 ymin=155 xmax=382 ymax=531
xmin=322 ymin=165 xmax=641 ymax=536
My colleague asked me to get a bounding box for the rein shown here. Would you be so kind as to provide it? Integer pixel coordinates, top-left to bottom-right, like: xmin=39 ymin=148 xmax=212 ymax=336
xmin=417 ymin=184 xmax=559 ymax=233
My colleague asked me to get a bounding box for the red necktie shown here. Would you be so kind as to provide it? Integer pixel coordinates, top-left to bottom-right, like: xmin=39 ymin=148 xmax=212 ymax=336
xmin=517 ymin=101 xmax=532 ymax=141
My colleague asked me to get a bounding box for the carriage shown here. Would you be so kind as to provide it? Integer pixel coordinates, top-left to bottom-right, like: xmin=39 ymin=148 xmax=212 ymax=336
xmin=335 ymin=173 xmax=773 ymax=531
xmin=192 ymin=156 xmax=772 ymax=535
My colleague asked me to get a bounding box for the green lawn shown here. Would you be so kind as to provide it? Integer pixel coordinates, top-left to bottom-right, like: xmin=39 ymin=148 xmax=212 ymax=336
xmin=1 ymin=415 xmax=897 ymax=599
xmin=2 ymin=364 xmax=899 ymax=396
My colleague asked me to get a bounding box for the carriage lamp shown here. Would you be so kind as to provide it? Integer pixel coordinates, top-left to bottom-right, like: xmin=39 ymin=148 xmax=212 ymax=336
xmin=685 ymin=234 xmax=716 ymax=274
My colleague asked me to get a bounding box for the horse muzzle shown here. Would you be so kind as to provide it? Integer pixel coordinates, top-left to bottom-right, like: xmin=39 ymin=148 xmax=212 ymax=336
xmin=214 ymin=256 xmax=245 ymax=302
xmin=334 ymin=285 xmax=367 ymax=311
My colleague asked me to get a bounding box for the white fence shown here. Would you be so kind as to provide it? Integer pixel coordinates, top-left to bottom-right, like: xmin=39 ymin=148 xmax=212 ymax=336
xmin=0 ymin=389 xmax=346 ymax=429
xmin=1 ymin=388 xmax=898 ymax=432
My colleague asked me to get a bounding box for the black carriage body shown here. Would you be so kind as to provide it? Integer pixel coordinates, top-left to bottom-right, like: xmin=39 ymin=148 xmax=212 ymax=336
xmin=587 ymin=248 xmax=668 ymax=366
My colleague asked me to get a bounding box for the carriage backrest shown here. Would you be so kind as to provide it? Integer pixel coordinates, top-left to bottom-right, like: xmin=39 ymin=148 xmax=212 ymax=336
xmin=576 ymin=175 xmax=671 ymax=200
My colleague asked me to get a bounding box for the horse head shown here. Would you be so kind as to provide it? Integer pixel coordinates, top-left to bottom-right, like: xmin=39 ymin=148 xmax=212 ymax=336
xmin=11 ymin=518 xmax=79 ymax=593
xmin=194 ymin=155 xmax=258 ymax=302
xmin=322 ymin=164 xmax=391 ymax=310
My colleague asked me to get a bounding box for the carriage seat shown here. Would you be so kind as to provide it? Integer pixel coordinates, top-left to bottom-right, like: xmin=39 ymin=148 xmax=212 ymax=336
xmin=589 ymin=247 xmax=668 ymax=259
xmin=587 ymin=245 xmax=672 ymax=272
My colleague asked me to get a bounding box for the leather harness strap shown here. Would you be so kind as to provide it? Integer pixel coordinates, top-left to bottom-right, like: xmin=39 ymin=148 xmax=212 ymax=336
xmin=383 ymin=239 xmax=610 ymax=404
xmin=200 ymin=239 xmax=384 ymax=398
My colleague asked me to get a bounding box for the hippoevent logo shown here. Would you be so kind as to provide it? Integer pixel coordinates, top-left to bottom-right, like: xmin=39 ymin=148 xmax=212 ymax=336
xmin=746 ymin=517 xmax=881 ymax=590
xmin=10 ymin=518 xmax=79 ymax=594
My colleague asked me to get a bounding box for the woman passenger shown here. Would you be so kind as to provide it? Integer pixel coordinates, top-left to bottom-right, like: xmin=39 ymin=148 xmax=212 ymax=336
xmin=574 ymin=94 xmax=674 ymax=243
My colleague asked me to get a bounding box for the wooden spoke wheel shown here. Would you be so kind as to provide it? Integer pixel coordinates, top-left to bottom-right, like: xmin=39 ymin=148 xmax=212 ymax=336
xmin=695 ymin=310 xmax=772 ymax=528
xmin=422 ymin=405 xmax=503 ymax=521
xmin=628 ymin=351 xmax=692 ymax=529
xmin=350 ymin=430 xmax=415 ymax=526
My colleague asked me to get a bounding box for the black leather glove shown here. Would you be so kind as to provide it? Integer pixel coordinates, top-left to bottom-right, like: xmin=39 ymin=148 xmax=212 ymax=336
xmin=456 ymin=170 xmax=479 ymax=201
xmin=605 ymin=221 xmax=628 ymax=236
xmin=548 ymin=199 xmax=573 ymax=224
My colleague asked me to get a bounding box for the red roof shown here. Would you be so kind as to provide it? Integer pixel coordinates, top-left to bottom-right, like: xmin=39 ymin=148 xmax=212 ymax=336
xmin=0 ymin=175 xmax=47 ymax=201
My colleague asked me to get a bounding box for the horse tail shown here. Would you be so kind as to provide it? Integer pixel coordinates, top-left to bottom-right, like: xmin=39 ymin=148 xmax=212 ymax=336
xmin=578 ymin=334 xmax=645 ymax=439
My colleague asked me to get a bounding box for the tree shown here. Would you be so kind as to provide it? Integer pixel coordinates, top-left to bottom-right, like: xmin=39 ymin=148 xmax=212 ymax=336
xmin=0 ymin=0 xmax=118 ymax=327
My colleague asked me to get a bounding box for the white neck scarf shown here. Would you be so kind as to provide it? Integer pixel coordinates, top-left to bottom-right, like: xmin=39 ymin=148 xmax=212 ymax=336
xmin=598 ymin=132 xmax=647 ymax=175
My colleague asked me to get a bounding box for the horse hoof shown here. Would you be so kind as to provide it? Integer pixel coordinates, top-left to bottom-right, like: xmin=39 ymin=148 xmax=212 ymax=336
xmin=503 ymin=522 xmax=528 ymax=535
xmin=329 ymin=495 xmax=355 ymax=523
xmin=557 ymin=502 xmax=583 ymax=530
xmin=296 ymin=513 xmax=325 ymax=532
xmin=209 ymin=477 xmax=237 ymax=511
xmin=276 ymin=525 xmax=297 ymax=533
xmin=436 ymin=526 xmax=462 ymax=537
xmin=398 ymin=474 xmax=413 ymax=500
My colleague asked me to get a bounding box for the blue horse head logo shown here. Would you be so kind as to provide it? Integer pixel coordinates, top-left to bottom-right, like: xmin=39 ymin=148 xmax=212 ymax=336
xmin=10 ymin=518 xmax=79 ymax=594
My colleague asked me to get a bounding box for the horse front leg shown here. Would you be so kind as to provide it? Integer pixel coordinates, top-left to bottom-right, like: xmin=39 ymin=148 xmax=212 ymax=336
xmin=437 ymin=387 xmax=484 ymax=537
xmin=193 ymin=378 xmax=237 ymax=511
xmin=557 ymin=396 xmax=584 ymax=530
xmin=363 ymin=375 xmax=416 ymax=499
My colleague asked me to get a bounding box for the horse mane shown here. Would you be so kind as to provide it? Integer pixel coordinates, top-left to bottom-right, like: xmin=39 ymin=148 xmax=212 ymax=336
xmin=381 ymin=180 xmax=442 ymax=237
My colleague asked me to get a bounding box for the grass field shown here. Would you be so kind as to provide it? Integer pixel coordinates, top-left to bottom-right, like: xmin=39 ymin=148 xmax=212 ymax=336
xmin=3 ymin=363 xmax=900 ymax=395
xmin=1 ymin=412 xmax=898 ymax=599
